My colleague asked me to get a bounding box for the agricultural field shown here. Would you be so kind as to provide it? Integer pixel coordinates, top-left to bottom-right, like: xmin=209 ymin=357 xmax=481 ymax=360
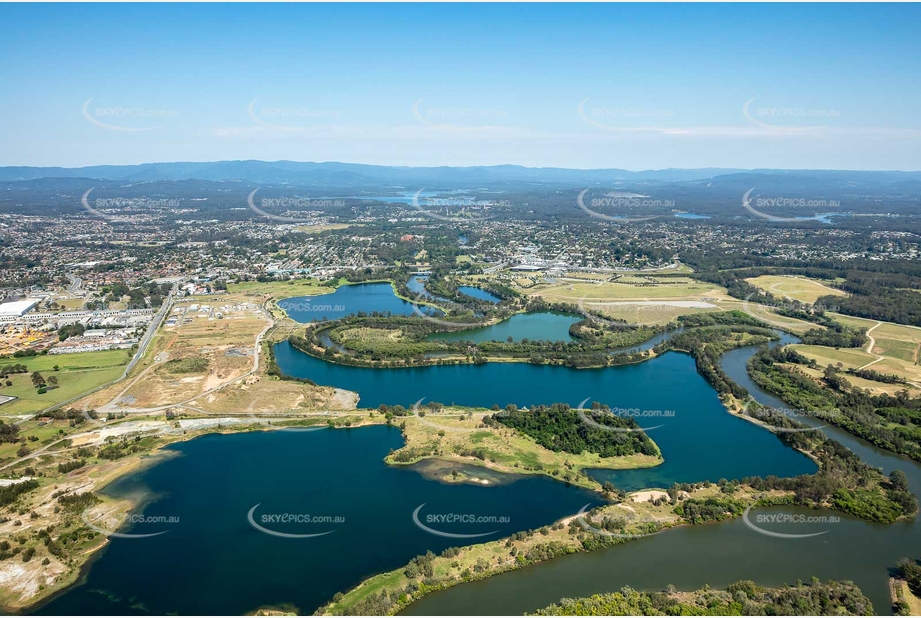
xmin=746 ymin=275 xmax=845 ymax=305
xmin=526 ymin=276 xmax=727 ymax=325
xmin=528 ymin=276 xmax=725 ymax=302
xmin=791 ymin=345 xmax=879 ymax=370
xmin=0 ymin=350 xmax=130 ymax=418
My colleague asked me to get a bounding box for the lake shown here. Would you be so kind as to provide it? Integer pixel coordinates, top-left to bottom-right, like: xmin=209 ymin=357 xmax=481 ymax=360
xmin=426 ymin=311 xmax=578 ymax=343
xmin=36 ymin=427 xmax=602 ymax=616
xmin=457 ymin=286 xmax=500 ymax=304
xmin=279 ymin=282 xmax=438 ymax=321
xmin=37 ymin=283 xmax=921 ymax=616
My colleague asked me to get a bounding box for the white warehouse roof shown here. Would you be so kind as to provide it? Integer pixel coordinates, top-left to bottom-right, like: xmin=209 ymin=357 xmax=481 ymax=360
xmin=0 ymin=298 xmax=41 ymax=316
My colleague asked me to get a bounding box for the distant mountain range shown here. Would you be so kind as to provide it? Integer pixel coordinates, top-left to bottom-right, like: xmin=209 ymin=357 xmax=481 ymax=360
xmin=2 ymin=160 xmax=919 ymax=189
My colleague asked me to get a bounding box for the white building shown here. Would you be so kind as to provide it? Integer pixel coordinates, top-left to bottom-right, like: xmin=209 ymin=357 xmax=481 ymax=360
xmin=0 ymin=298 xmax=41 ymax=317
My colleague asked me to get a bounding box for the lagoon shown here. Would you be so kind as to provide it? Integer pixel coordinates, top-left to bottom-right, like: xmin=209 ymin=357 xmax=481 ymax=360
xmin=426 ymin=311 xmax=578 ymax=343
xmin=457 ymin=286 xmax=500 ymax=304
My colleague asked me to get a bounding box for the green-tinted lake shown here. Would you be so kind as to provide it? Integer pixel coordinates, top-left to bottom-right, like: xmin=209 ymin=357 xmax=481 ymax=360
xmin=426 ymin=311 xmax=579 ymax=343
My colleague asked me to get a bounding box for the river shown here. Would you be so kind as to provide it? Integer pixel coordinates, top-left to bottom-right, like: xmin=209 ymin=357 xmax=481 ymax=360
xmin=36 ymin=286 xmax=921 ymax=615
xmin=403 ymin=334 xmax=921 ymax=616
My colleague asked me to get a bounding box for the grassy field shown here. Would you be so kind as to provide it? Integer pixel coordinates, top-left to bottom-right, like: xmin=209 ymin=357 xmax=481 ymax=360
xmin=389 ymin=410 xmax=662 ymax=490
xmin=796 ymin=364 xmax=918 ymax=396
xmin=791 ymin=345 xmax=878 ymax=369
xmin=528 ymin=276 xmax=726 ymax=303
xmin=746 ymin=275 xmax=845 ymax=304
xmin=892 ymin=580 xmax=921 ymax=616
xmin=721 ymin=299 xmax=820 ymax=335
xmin=0 ymin=350 xmax=130 ymax=417
xmin=227 ymin=278 xmax=335 ymax=298
xmin=832 ymin=313 xmax=921 ymax=363
xmin=54 ymin=297 xmax=86 ymax=310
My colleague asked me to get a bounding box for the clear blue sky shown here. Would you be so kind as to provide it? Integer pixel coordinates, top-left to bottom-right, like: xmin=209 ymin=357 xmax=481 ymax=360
xmin=1 ymin=3 xmax=918 ymax=170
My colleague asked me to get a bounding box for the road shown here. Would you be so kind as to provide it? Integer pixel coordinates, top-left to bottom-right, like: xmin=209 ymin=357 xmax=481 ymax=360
xmin=65 ymin=273 xmax=83 ymax=295
xmin=858 ymin=321 xmax=884 ymax=370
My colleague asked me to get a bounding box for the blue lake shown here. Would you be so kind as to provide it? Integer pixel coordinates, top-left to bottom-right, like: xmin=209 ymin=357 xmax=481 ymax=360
xmin=458 ymin=286 xmax=501 ymax=303
xmin=426 ymin=312 xmax=578 ymax=343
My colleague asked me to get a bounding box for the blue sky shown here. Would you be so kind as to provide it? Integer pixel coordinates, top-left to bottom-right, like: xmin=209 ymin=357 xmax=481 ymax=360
xmin=1 ymin=3 xmax=919 ymax=170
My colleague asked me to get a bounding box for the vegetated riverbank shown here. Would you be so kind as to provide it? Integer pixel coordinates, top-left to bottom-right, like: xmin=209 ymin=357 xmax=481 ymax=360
xmin=530 ymin=578 xmax=874 ymax=616
xmin=317 ymin=320 xmax=918 ymax=616
xmin=748 ymin=344 xmax=921 ymax=463
xmin=285 ymin=305 xmax=783 ymax=372
xmin=891 ymin=557 xmax=921 ymax=616
xmin=382 ymin=403 xmax=662 ymax=491
xmin=314 ymin=483 xmax=793 ymax=616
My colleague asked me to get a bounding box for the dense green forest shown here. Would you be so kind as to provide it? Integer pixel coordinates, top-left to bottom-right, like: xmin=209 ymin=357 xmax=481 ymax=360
xmin=487 ymin=403 xmax=659 ymax=458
